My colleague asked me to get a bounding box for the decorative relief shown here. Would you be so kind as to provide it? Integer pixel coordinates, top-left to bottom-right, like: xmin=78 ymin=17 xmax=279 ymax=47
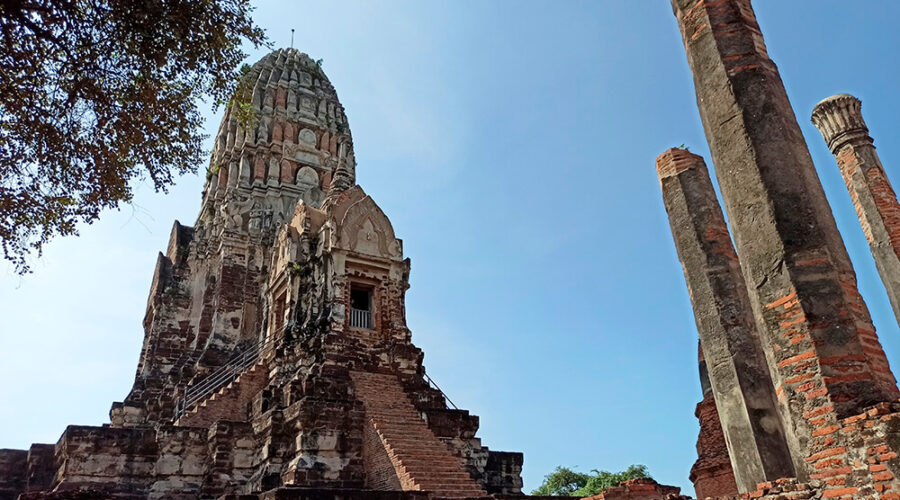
xmin=354 ymin=219 xmax=381 ymax=256
xmin=280 ymin=159 xmax=294 ymax=184
xmin=264 ymin=157 xmax=279 ymax=187
xmin=296 ymin=166 xmax=319 ymax=187
xmin=284 ymin=123 xmax=295 ymax=145
xmin=239 ymin=155 xmax=252 ymax=184
xmin=257 ymin=119 xmax=269 ymax=144
xmin=299 ymin=128 xmax=317 ymax=146
xmin=287 ymin=88 xmax=297 ymax=110
xmin=338 ymin=196 xmax=400 ymax=260
xmin=222 ymin=193 xmax=253 ymax=229
xmin=273 ymin=121 xmax=283 ymax=143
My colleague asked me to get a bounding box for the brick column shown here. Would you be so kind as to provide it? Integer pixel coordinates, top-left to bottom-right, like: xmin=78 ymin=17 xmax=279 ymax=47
xmin=671 ymin=0 xmax=899 ymax=477
xmin=657 ymin=149 xmax=793 ymax=492
xmin=812 ymin=94 xmax=900 ymax=327
xmin=690 ymin=344 xmax=738 ymax=499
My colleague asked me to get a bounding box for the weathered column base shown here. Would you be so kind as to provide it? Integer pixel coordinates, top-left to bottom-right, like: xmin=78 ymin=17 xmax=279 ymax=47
xmin=690 ymin=396 xmax=738 ymax=499
xmin=693 ymin=404 xmax=900 ymax=499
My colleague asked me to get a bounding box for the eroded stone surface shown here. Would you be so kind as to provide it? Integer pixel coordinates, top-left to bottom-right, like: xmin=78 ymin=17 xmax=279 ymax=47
xmin=657 ymin=149 xmax=793 ymax=491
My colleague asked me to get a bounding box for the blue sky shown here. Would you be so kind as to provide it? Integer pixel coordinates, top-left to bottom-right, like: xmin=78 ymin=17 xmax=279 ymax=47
xmin=2 ymin=1 xmax=900 ymax=495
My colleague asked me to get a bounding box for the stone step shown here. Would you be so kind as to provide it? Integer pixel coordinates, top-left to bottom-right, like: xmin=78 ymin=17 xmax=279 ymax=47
xmin=369 ymin=409 xmax=428 ymax=416
xmin=388 ymin=454 xmax=467 ymax=467
xmin=422 ymin=485 xmax=485 ymax=491
xmin=387 ymin=446 xmax=459 ymax=456
xmin=418 ymin=482 xmax=483 ymax=490
xmin=176 ymin=361 xmax=268 ymax=427
xmin=430 ymin=492 xmax=488 ymax=499
xmin=372 ymin=420 xmax=430 ymax=429
xmin=390 ymin=453 xmax=461 ymax=463
xmin=373 ymin=420 xmax=431 ymax=428
xmin=368 ymin=410 xmax=424 ymax=416
xmin=392 ymin=457 xmax=465 ymax=467
xmin=379 ymin=433 xmax=449 ymax=441
xmin=380 ymin=436 xmax=452 ymax=446
xmin=380 ymin=428 xmax=445 ymax=435
xmin=384 ymin=446 xmax=460 ymax=458
xmin=398 ymin=466 xmax=472 ymax=476
xmin=396 ymin=463 xmax=470 ymax=473
xmin=389 ymin=447 xmax=457 ymax=457
xmin=350 ymin=370 xmax=487 ymax=498
xmin=399 ymin=472 xmax=475 ymax=483
xmin=418 ymin=485 xmax=485 ymax=493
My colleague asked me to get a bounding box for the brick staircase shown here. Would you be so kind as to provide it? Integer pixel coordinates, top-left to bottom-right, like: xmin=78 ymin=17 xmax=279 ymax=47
xmin=174 ymin=361 xmax=268 ymax=428
xmin=350 ymin=371 xmax=487 ymax=499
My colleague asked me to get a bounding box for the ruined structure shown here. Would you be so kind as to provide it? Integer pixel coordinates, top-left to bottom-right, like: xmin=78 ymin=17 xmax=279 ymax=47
xmin=580 ymin=479 xmax=685 ymax=500
xmin=688 ymin=348 xmax=737 ymax=499
xmin=812 ymin=94 xmax=900 ymax=327
xmin=656 ymin=150 xmax=793 ymax=493
xmin=0 ymin=49 xmax=526 ymax=500
xmin=664 ymin=0 xmax=900 ymax=498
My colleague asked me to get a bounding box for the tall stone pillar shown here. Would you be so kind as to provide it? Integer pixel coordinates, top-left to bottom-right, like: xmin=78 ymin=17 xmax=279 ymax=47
xmin=812 ymin=94 xmax=900 ymax=326
xmin=656 ymin=149 xmax=793 ymax=492
xmin=671 ymin=0 xmax=899 ymax=475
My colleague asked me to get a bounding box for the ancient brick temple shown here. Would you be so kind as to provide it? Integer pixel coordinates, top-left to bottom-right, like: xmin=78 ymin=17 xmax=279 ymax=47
xmin=0 ymin=49 xmax=528 ymax=500
xmin=661 ymin=0 xmax=900 ymax=498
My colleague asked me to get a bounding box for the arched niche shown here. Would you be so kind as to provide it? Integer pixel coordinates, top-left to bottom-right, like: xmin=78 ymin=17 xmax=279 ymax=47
xmin=299 ymin=128 xmax=317 ymax=147
xmin=296 ymin=166 xmax=319 ymax=188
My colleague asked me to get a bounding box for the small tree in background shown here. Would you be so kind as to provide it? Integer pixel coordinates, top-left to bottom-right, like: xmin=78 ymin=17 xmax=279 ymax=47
xmin=531 ymin=464 xmax=650 ymax=497
xmin=0 ymin=0 xmax=267 ymax=273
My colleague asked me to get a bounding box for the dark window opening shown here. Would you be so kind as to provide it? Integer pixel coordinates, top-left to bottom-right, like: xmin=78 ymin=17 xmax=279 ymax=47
xmin=351 ymin=288 xmax=371 ymax=311
xmin=350 ymin=286 xmax=373 ymax=329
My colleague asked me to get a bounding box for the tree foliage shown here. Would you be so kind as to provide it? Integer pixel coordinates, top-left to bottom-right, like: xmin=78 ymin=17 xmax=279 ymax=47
xmin=0 ymin=0 xmax=266 ymax=273
xmin=531 ymin=465 xmax=650 ymax=497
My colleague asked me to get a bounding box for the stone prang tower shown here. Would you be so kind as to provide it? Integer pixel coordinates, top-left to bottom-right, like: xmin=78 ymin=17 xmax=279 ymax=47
xmin=0 ymin=49 xmax=523 ymax=500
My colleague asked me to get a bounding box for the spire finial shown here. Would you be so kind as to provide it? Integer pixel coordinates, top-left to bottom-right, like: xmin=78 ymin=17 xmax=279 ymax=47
xmin=290 ymin=29 xmax=294 ymax=49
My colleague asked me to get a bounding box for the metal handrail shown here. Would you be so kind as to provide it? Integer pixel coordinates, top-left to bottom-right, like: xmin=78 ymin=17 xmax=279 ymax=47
xmin=173 ymin=340 xmax=263 ymax=421
xmin=183 ymin=340 xmax=263 ymax=406
xmin=423 ymin=371 xmax=459 ymax=410
xmin=172 ymin=326 xmax=462 ymax=421
xmin=173 ymin=324 xmax=289 ymax=421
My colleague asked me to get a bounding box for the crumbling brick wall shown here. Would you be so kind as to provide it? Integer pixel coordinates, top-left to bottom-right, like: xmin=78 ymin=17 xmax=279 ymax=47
xmin=581 ymin=478 xmax=688 ymax=500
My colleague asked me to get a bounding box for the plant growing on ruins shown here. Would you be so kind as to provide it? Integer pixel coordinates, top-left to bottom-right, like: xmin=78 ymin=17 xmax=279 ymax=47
xmin=309 ymin=58 xmax=325 ymax=79
xmin=0 ymin=0 xmax=267 ymax=273
xmin=288 ymin=262 xmax=304 ymax=276
xmin=229 ymin=64 xmax=260 ymax=132
xmin=531 ymin=464 xmax=649 ymax=496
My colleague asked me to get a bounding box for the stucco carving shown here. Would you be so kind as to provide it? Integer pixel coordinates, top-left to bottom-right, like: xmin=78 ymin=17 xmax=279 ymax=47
xmin=296 ymin=166 xmax=319 ymax=188
xmin=299 ymin=128 xmax=317 ymax=146
xmin=338 ymin=195 xmax=400 ymax=259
